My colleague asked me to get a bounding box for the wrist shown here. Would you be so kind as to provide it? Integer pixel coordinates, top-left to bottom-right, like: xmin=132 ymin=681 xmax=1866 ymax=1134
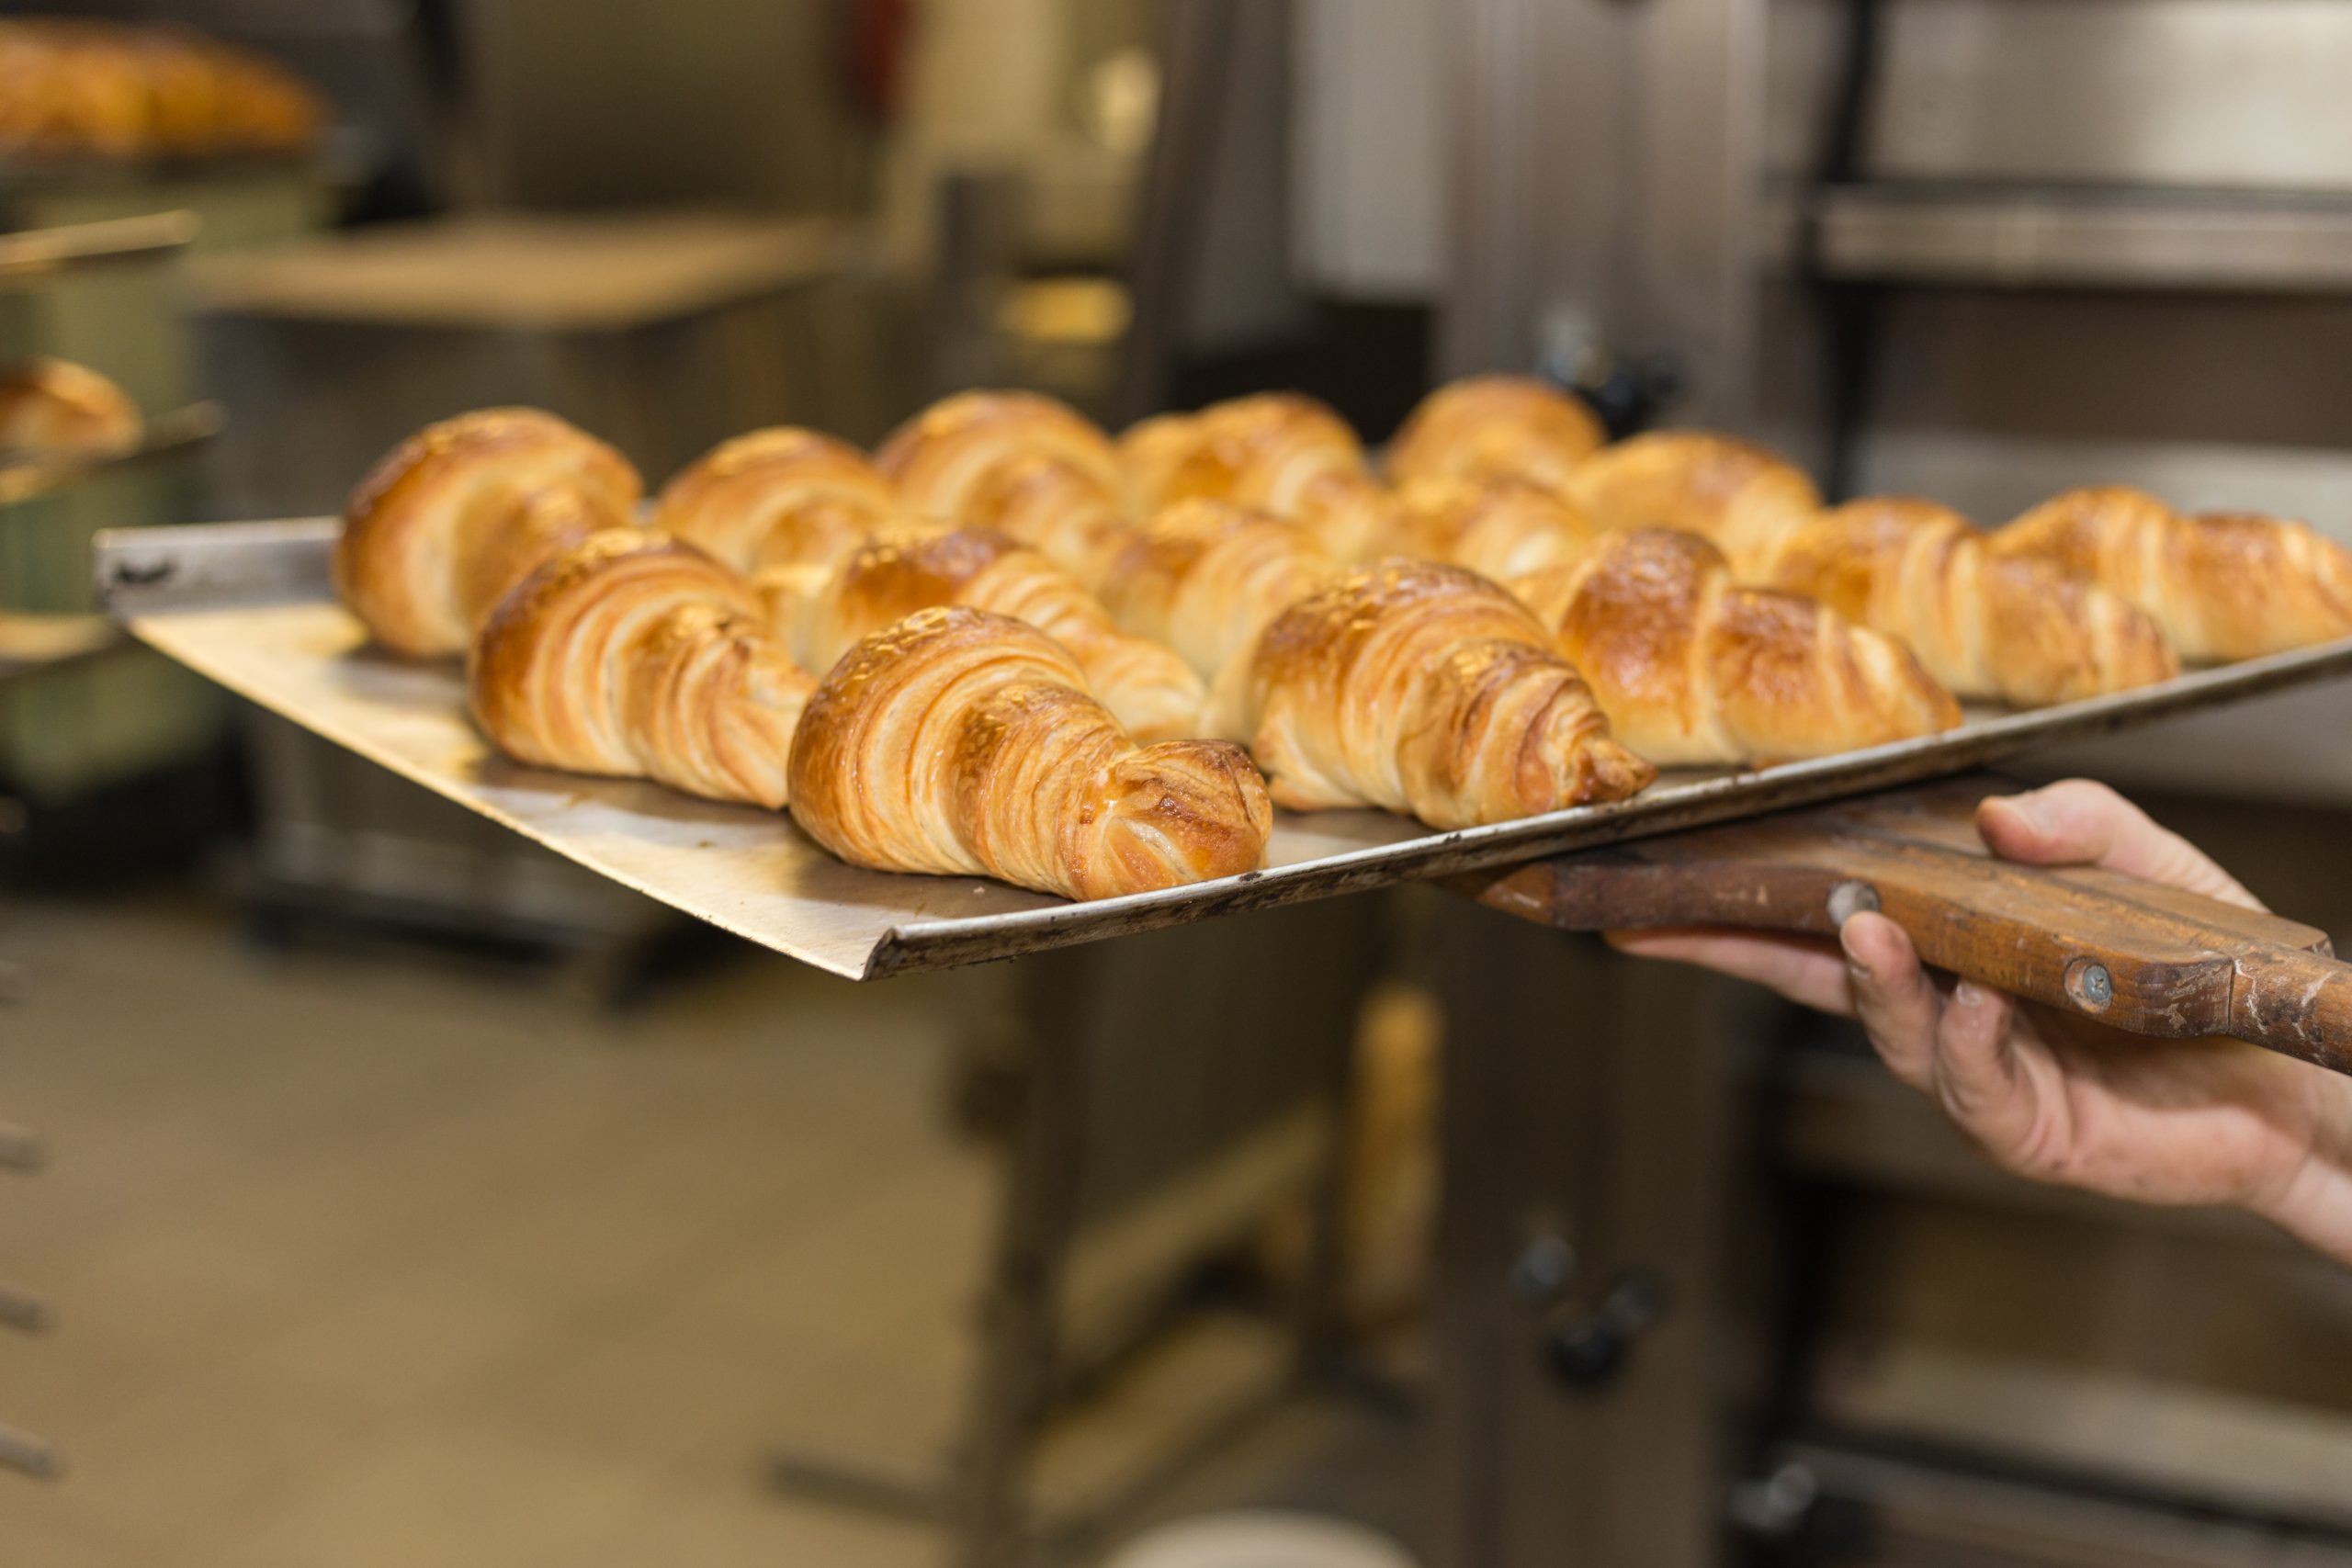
xmin=2250 ymin=1068 xmax=2352 ymax=1266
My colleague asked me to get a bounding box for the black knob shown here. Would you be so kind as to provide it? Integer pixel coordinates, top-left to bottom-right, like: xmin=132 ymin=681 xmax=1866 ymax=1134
xmin=1544 ymin=1271 xmax=1668 ymax=1393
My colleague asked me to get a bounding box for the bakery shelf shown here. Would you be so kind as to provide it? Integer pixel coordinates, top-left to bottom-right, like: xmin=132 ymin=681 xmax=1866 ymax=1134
xmin=0 ymin=611 xmax=123 ymax=681
xmin=92 ymin=518 xmax=2352 ymax=981
xmin=1767 ymin=183 xmax=2352 ymax=294
xmin=0 ymin=210 xmax=198 ymax=291
xmin=0 ymin=400 xmax=223 ymax=510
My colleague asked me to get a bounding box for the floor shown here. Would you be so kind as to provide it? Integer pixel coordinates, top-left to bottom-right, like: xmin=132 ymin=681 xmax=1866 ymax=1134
xmin=0 ymin=889 xmax=1418 ymax=1567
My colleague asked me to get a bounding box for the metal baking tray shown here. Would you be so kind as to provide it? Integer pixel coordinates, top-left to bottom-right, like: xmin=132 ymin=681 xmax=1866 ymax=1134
xmin=94 ymin=518 xmax=2352 ymax=979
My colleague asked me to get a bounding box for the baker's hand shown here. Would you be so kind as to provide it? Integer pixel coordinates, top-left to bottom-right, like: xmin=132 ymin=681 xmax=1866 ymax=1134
xmin=1610 ymin=779 xmax=2352 ymax=1265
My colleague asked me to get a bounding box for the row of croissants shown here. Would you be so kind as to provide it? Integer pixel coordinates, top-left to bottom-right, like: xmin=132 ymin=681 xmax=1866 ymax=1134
xmin=331 ymin=378 xmax=2352 ymax=902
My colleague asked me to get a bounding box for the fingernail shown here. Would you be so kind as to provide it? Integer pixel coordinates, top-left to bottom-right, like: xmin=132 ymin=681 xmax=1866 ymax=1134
xmin=1953 ymin=979 xmax=1987 ymax=1007
xmin=1839 ymin=920 xmax=1872 ymax=979
xmin=1996 ymin=794 xmax=2050 ymax=835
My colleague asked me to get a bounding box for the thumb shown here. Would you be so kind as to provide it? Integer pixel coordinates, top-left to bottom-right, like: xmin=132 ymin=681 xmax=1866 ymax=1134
xmin=1978 ymin=779 xmax=2262 ymax=909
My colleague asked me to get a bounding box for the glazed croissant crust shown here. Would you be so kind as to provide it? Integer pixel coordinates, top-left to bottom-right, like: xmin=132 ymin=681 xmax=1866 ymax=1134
xmin=1386 ymin=375 xmax=1605 ymax=495
xmin=1512 ymin=528 xmax=1961 ymax=765
xmin=1561 ymin=430 xmax=1823 ymax=572
xmin=337 ymin=407 xmax=643 ymax=658
xmin=1095 ymin=498 xmax=1341 ymax=692
xmin=469 ymin=532 xmax=813 ymax=809
xmin=1561 ymin=431 xmax=2177 ymax=705
xmin=650 ymin=426 xmax=898 ymax=578
xmin=786 ymin=605 xmax=1272 ymax=899
xmin=1125 ymin=393 xmax=1399 ymax=563
xmin=876 ymin=389 xmax=1135 ymax=585
xmin=760 ymin=526 xmax=1208 ymax=743
xmin=1385 ymin=477 xmax=1599 ymax=583
xmin=1233 ymin=558 xmax=1656 ymax=827
xmin=1996 ymin=486 xmax=2352 ymax=662
xmin=1760 ymin=496 xmax=2180 ymax=705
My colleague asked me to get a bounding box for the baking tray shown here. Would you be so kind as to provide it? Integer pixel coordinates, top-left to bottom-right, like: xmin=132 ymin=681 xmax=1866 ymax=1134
xmin=94 ymin=518 xmax=2352 ymax=979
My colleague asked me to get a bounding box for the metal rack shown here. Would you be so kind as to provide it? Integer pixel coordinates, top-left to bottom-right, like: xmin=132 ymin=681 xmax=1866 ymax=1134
xmin=0 ymin=206 xmax=207 ymax=1487
xmin=0 ymin=210 xmax=198 ymax=293
xmin=1764 ymin=183 xmax=2352 ymax=295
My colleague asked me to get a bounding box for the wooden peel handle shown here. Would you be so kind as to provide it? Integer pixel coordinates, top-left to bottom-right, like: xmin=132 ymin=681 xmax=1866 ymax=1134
xmin=1453 ymin=778 xmax=2352 ymax=1077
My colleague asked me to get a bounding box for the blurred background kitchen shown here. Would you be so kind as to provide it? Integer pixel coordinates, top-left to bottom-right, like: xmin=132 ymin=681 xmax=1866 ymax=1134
xmin=2 ymin=1 xmax=2351 ymax=1566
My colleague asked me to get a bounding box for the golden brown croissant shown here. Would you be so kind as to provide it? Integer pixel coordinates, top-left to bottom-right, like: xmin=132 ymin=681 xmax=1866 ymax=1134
xmin=1561 ymin=430 xmax=1823 ymax=570
xmin=1386 ymin=375 xmax=1606 ymax=493
xmin=469 ymin=532 xmax=813 ymax=809
xmin=1232 ymin=558 xmax=1655 ymax=826
xmin=1757 ymin=497 xmax=2180 ymax=705
xmin=1126 ymin=393 xmax=1399 ymax=562
xmin=1385 ymin=477 xmax=1599 ymax=581
xmin=1511 ymin=529 xmax=1960 ymax=765
xmin=1096 ymin=499 xmax=1341 ymax=688
xmin=0 ymin=356 xmax=139 ymax=457
xmin=759 ymin=527 xmax=1208 ymax=742
xmin=876 ymin=389 xmax=1134 ymax=584
xmin=1564 ymin=432 xmax=2179 ymax=705
xmin=786 ymin=605 xmax=1272 ymax=899
xmin=1996 ymin=487 xmax=2352 ymax=661
xmin=650 ymin=427 xmax=897 ymax=577
xmin=336 ymin=408 xmax=643 ymax=658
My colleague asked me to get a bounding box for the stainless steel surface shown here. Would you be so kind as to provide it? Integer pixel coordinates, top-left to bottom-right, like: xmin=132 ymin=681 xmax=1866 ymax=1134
xmin=1442 ymin=0 xmax=1765 ymax=423
xmin=96 ymin=517 xmax=2352 ymax=980
xmin=0 ymin=402 xmax=223 ymax=511
xmin=0 ymin=211 xmax=198 ymax=290
xmin=1769 ymin=183 xmax=2352 ymax=292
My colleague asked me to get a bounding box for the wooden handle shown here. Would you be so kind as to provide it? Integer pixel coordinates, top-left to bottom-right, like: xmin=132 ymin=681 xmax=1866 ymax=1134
xmin=1453 ymin=774 xmax=2352 ymax=1077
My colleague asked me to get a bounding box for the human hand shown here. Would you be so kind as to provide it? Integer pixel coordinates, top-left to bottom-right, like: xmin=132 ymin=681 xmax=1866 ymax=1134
xmin=1610 ymin=779 xmax=2352 ymax=1264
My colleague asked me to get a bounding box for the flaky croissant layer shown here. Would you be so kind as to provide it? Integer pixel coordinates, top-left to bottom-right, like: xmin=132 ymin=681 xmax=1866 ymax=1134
xmin=337 ymin=407 xmax=642 ymax=658
xmin=1235 ymin=558 xmax=1655 ymax=828
xmin=1386 ymin=375 xmax=1605 ymax=494
xmin=470 ymin=532 xmax=812 ymax=809
xmin=1512 ymin=528 xmax=1961 ymax=766
xmin=787 ymin=606 xmax=1272 ymax=899
xmin=759 ymin=526 xmax=1207 ymax=744
xmin=1996 ymin=486 xmax=2352 ymax=662
xmin=650 ymin=426 xmax=897 ymax=577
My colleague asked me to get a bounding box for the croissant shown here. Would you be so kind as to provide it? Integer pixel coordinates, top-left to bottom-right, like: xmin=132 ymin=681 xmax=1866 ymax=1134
xmin=469 ymin=532 xmax=813 ymax=809
xmin=1560 ymin=430 xmax=1823 ymax=570
xmin=1386 ymin=376 xmax=1605 ymax=493
xmin=1385 ymin=477 xmax=1599 ymax=581
xmin=1511 ymin=529 xmax=1960 ymax=765
xmin=1565 ymin=432 xmax=2180 ymax=705
xmin=0 ymin=356 xmax=139 ymax=457
xmin=1233 ymin=558 xmax=1655 ymax=827
xmin=876 ymin=389 xmax=1134 ymax=584
xmin=1756 ymin=497 xmax=2180 ymax=705
xmin=1996 ymin=487 xmax=2352 ymax=661
xmin=760 ymin=527 xmax=1207 ymax=742
xmin=1096 ymin=499 xmax=1341 ymax=688
xmin=786 ymin=605 xmax=1272 ymax=899
xmin=336 ymin=408 xmax=643 ymax=658
xmin=650 ymin=427 xmax=897 ymax=576
xmin=1126 ymin=393 xmax=1399 ymax=562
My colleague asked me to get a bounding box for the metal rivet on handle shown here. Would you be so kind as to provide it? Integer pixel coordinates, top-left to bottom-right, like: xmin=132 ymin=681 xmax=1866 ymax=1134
xmin=1826 ymin=881 xmax=1881 ymax=926
xmin=2066 ymin=958 xmax=2115 ymax=1013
